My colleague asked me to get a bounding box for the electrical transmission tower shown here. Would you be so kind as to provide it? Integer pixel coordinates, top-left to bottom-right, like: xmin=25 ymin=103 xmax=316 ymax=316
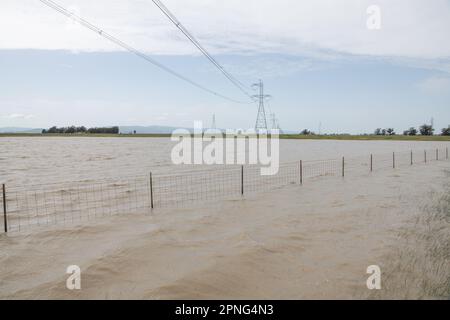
xmin=252 ymin=80 xmax=271 ymax=131
xmin=211 ymin=114 xmax=216 ymax=130
xmin=270 ymin=113 xmax=277 ymax=130
xmin=270 ymin=113 xmax=281 ymax=131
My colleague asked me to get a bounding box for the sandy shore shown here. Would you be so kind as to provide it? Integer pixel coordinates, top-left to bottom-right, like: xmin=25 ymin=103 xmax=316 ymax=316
xmin=1 ymin=161 xmax=449 ymax=299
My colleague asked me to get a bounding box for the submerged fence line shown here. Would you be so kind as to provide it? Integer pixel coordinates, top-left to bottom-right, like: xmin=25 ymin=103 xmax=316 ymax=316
xmin=1 ymin=147 xmax=449 ymax=233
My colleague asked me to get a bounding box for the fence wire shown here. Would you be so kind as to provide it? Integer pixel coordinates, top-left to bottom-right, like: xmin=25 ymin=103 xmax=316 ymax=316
xmin=1 ymin=147 xmax=448 ymax=233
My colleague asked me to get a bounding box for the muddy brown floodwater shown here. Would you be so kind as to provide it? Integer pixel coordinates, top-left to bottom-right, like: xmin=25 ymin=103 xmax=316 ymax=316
xmin=0 ymin=137 xmax=449 ymax=299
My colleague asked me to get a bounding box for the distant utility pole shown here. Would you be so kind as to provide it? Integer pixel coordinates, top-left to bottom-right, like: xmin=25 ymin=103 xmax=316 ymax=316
xmin=270 ymin=113 xmax=282 ymax=132
xmin=270 ymin=113 xmax=277 ymax=130
xmin=252 ymin=80 xmax=271 ymax=131
xmin=211 ymin=113 xmax=216 ymax=130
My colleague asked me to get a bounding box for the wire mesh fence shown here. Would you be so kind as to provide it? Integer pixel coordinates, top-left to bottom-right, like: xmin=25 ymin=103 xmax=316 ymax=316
xmin=2 ymin=176 xmax=151 ymax=232
xmin=1 ymin=147 xmax=449 ymax=233
xmin=153 ymin=166 xmax=242 ymax=209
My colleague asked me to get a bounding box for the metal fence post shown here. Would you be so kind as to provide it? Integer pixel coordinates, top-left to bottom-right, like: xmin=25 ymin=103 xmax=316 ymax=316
xmin=342 ymin=157 xmax=345 ymax=178
xmin=149 ymin=172 xmax=154 ymax=209
xmin=425 ymin=150 xmax=427 ymax=163
xmin=241 ymin=165 xmax=244 ymax=195
xmin=411 ymin=150 xmax=413 ymax=166
xmin=393 ymin=152 xmax=395 ymax=169
xmin=370 ymin=154 xmax=373 ymax=172
xmin=299 ymin=160 xmax=303 ymax=185
xmin=436 ymin=148 xmax=439 ymax=161
xmin=2 ymin=184 xmax=7 ymax=233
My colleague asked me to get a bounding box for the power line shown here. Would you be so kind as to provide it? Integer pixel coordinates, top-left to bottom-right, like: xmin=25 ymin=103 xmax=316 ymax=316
xmin=38 ymin=0 xmax=250 ymax=104
xmin=151 ymin=0 xmax=254 ymax=101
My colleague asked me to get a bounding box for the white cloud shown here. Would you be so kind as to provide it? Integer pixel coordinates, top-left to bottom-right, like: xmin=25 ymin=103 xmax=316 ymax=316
xmin=3 ymin=113 xmax=35 ymax=120
xmin=2 ymin=0 xmax=450 ymax=61
xmin=417 ymin=76 xmax=450 ymax=95
xmin=218 ymin=56 xmax=334 ymax=78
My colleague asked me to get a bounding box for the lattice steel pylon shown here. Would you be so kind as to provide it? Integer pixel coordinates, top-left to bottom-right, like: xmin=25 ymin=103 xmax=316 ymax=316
xmin=252 ymin=80 xmax=271 ymax=131
xmin=270 ymin=113 xmax=281 ymax=131
xmin=211 ymin=113 xmax=216 ymax=130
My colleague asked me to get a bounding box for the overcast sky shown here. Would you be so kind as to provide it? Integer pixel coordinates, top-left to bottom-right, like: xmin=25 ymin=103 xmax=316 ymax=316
xmin=1 ymin=0 xmax=450 ymax=133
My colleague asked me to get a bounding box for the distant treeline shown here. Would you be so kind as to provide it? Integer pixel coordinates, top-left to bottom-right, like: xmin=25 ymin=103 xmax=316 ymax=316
xmin=299 ymin=124 xmax=450 ymax=136
xmin=42 ymin=126 xmax=119 ymax=134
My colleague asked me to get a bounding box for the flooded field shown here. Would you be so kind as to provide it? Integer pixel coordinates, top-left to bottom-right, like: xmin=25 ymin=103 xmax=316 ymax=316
xmin=1 ymin=158 xmax=449 ymax=299
xmin=0 ymin=137 xmax=449 ymax=299
xmin=1 ymin=137 xmax=449 ymax=185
